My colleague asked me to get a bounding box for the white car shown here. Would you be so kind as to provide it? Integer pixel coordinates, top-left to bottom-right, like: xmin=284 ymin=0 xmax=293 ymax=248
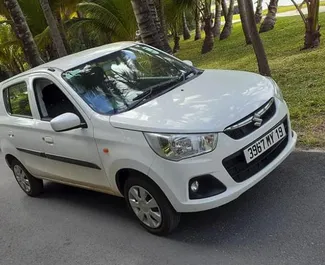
xmin=0 ymin=42 xmax=297 ymax=235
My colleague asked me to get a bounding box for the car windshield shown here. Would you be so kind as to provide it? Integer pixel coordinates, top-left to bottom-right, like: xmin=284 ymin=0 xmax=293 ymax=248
xmin=62 ymin=44 xmax=195 ymax=115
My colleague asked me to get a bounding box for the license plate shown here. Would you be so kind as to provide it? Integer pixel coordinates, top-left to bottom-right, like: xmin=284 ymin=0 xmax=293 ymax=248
xmin=244 ymin=124 xmax=286 ymax=163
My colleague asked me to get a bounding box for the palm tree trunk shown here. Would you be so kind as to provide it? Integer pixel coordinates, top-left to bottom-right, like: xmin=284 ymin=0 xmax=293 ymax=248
xmin=220 ymin=0 xmax=235 ymax=40
xmin=194 ymin=4 xmax=201 ymax=40
xmin=255 ymin=0 xmax=263 ymax=23
xmin=4 ymin=0 xmax=43 ymax=67
xmin=242 ymin=0 xmax=271 ymax=76
xmin=131 ymin=0 xmax=163 ymax=51
xmin=212 ymin=0 xmax=222 ymax=38
xmin=201 ymin=16 xmax=214 ymax=54
xmin=296 ymin=0 xmax=321 ymax=49
xmin=238 ymin=0 xmax=252 ymax=45
xmin=221 ymin=0 xmax=228 ymax=19
xmin=173 ymin=26 xmax=180 ymax=53
xmin=260 ymin=0 xmax=279 ymax=33
xmin=182 ymin=11 xmax=191 ymax=40
xmin=55 ymin=10 xmax=71 ymax=54
xmin=154 ymin=0 xmax=172 ymax=53
xmin=39 ymin=0 xmax=67 ymax=57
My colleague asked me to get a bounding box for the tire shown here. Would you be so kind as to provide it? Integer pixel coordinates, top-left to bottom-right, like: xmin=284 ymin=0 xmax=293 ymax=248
xmin=124 ymin=176 xmax=180 ymax=236
xmin=11 ymin=159 xmax=44 ymax=197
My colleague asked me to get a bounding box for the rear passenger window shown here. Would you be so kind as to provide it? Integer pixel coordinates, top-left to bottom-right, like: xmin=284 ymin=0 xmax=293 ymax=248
xmin=3 ymin=82 xmax=32 ymax=117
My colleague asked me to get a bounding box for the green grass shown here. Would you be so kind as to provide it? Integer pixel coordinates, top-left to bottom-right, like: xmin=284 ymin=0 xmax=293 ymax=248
xmin=175 ymin=13 xmax=325 ymax=149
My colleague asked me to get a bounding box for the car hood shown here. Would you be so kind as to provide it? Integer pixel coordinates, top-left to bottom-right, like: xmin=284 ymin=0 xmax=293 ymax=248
xmin=110 ymin=70 xmax=275 ymax=133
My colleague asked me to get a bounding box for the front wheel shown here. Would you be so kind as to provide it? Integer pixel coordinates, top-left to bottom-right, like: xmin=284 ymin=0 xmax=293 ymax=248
xmin=124 ymin=177 xmax=180 ymax=236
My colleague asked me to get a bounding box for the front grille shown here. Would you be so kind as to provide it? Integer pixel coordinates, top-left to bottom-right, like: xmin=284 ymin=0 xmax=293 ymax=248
xmin=222 ymin=117 xmax=289 ymax=183
xmin=224 ymin=98 xmax=276 ymax=140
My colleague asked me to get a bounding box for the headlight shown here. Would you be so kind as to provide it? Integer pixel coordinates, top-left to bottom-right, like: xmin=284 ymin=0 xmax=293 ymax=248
xmin=267 ymin=77 xmax=283 ymax=101
xmin=144 ymin=132 xmax=218 ymax=161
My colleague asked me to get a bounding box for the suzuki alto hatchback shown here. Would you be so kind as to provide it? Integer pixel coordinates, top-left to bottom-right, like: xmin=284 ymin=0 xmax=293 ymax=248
xmin=0 ymin=42 xmax=297 ymax=235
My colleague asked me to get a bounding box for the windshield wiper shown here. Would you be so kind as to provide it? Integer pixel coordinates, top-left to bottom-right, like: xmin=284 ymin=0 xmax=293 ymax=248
xmin=179 ymin=69 xmax=197 ymax=81
xmin=128 ymin=78 xmax=180 ymax=110
xmin=132 ymin=89 xmax=152 ymax=102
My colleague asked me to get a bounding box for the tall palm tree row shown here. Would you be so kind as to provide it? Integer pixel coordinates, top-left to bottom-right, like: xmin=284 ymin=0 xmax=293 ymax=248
xmin=4 ymin=0 xmax=43 ymax=67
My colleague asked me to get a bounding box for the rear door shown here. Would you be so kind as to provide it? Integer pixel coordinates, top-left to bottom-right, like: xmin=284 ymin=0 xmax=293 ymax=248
xmin=29 ymin=73 xmax=111 ymax=190
xmin=0 ymin=78 xmax=48 ymax=177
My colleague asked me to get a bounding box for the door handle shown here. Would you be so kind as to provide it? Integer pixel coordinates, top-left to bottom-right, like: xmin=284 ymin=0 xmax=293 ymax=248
xmin=42 ymin=136 xmax=54 ymax=144
xmin=8 ymin=131 xmax=14 ymax=138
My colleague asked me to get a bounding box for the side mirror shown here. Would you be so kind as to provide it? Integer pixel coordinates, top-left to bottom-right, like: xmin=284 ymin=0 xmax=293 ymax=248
xmin=50 ymin=113 xmax=83 ymax=132
xmin=183 ymin=60 xmax=193 ymax=67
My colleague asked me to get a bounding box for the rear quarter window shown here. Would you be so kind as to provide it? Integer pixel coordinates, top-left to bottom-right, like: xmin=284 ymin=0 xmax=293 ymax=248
xmin=3 ymin=82 xmax=32 ymax=117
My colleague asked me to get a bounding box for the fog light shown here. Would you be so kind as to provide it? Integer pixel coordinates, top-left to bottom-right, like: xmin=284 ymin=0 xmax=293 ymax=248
xmin=190 ymin=181 xmax=199 ymax=192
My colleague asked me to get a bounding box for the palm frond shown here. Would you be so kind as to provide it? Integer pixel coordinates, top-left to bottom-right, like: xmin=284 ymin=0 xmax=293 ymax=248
xmin=34 ymin=26 xmax=52 ymax=51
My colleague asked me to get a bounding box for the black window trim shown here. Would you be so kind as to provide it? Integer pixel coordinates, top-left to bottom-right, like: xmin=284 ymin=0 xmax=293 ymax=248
xmin=32 ymin=77 xmax=88 ymax=126
xmin=3 ymin=81 xmax=33 ymax=119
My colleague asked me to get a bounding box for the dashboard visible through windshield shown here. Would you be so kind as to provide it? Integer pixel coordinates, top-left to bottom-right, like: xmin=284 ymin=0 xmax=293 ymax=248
xmin=62 ymin=44 xmax=198 ymax=115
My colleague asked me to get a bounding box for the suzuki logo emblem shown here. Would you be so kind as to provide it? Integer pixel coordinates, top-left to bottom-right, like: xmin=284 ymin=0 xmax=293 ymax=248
xmin=252 ymin=114 xmax=263 ymax=127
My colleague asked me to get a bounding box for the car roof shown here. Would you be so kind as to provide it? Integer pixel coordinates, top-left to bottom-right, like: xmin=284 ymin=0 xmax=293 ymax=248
xmin=0 ymin=41 xmax=136 ymax=87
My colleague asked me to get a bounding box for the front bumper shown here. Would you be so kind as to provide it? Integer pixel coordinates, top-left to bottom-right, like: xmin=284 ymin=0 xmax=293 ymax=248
xmin=148 ymin=98 xmax=297 ymax=213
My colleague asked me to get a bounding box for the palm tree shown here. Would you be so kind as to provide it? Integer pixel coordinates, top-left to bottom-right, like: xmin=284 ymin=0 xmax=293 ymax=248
xmin=69 ymin=0 xmax=137 ymax=46
xmin=4 ymin=0 xmax=43 ymax=67
xmin=220 ymin=0 xmax=235 ymax=40
xmin=221 ymin=0 xmax=228 ymax=19
xmin=131 ymin=0 xmax=163 ymax=51
xmin=0 ymin=22 xmax=24 ymax=75
xmin=240 ymin=0 xmax=271 ymax=76
xmin=155 ymin=0 xmax=172 ymax=53
xmin=148 ymin=0 xmax=172 ymax=53
xmin=212 ymin=0 xmax=221 ymax=38
xmin=260 ymin=0 xmax=279 ymax=33
xmin=291 ymin=0 xmax=321 ymax=49
xmin=182 ymin=11 xmax=191 ymax=40
xmin=201 ymin=0 xmax=214 ymax=54
xmin=194 ymin=2 xmax=201 ymax=40
xmin=255 ymin=0 xmax=263 ymax=23
xmin=237 ymin=0 xmax=251 ymax=44
xmin=39 ymin=0 xmax=68 ymax=57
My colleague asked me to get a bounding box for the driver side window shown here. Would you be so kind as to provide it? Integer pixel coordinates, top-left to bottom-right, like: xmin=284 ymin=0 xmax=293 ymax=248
xmin=33 ymin=78 xmax=83 ymax=121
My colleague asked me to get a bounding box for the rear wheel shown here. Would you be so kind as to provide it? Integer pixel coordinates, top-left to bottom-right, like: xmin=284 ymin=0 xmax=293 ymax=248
xmin=124 ymin=177 xmax=180 ymax=236
xmin=11 ymin=159 xmax=43 ymax=197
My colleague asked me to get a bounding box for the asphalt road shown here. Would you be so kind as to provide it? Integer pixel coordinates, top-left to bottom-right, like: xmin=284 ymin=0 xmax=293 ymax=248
xmin=1 ymin=151 xmax=325 ymax=265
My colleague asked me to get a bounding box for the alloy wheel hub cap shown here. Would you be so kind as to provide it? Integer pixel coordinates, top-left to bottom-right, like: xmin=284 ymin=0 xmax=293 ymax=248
xmin=128 ymin=186 xmax=162 ymax=228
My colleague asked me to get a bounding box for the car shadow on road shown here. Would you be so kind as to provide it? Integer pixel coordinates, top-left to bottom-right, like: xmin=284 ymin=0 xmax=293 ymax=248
xmin=168 ymin=151 xmax=325 ymax=245
xmin=40 ymin=181 xmax=131 ymax=220
xmin=34 ymin=152 xmax=325 ymax=246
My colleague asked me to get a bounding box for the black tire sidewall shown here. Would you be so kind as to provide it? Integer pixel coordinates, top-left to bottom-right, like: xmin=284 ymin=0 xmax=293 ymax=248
xmin=124 ymin=177 xmax=180 ymax=236
xmin=11 ymin=159 xmax=43 ymax=197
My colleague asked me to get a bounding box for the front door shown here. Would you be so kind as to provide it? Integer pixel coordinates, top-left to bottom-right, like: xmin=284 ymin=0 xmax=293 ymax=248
xmin=29 ymin=73 xmax=111 ymax=190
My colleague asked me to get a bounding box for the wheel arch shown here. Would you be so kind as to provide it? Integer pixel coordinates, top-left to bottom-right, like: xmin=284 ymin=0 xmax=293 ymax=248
xmin=5 ymin=154 xmax=18 ymax=168
xmin=115 ymin=167 xmax=178 ymax=212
